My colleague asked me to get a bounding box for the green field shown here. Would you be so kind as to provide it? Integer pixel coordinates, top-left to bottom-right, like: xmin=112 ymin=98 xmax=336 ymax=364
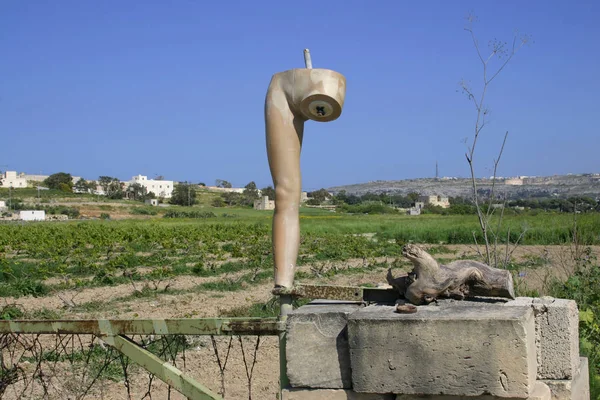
xmin=1 ymin=206 xmax=599 ymax=397
xmin=0 ymin=207 xmax=598 ymax=296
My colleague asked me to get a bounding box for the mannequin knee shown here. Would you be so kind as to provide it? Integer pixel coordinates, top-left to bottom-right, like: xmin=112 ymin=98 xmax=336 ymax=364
xmin=274 ymin=179 xmax=300 ymax=209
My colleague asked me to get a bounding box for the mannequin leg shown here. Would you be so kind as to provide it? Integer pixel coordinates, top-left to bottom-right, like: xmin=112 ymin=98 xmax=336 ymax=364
xmin=265 ymin=84 xmax=305 ymax=288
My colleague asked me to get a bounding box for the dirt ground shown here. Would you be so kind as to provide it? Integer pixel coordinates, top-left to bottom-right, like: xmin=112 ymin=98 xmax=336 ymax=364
xmin=2 ymin=244 xmax=598 ymax=400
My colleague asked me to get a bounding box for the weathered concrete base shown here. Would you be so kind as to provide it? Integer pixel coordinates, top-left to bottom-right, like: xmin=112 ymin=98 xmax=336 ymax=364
xmin=348 ymin=303 xmax=537 ymax=398
xmin=505 ymin=297 xmax=580 ymax=380
xmin=282 ymin=388 xmax=394 ymax=400
xmin=286 ymin=301 xmax=361 ymax=388
xmin=394 ymin=382 xmax=552 ymax=399
xmin=542 ymin=357 xmax=590 ymax=400
xmin=284 ymin=298 xmax=589 ymax=400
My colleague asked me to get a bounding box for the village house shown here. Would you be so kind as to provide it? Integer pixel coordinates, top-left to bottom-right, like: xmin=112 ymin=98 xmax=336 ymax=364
xmin=0 ymin=171 xmax=28 ymax=188
xmin=128 ymin=175 xmax=174 ymax=198
xmin=418 ymin=195 xmax=450 ymax=208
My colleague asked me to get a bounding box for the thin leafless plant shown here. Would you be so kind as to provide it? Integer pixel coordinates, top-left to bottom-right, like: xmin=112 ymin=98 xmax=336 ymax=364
xmin=460 ymin=14 xmax=531 ymax=268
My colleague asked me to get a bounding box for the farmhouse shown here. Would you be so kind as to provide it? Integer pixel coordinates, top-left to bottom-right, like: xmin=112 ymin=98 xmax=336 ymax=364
xmin=1 ymin=171 xmax=27 ymax=188
xmin=418 ymin=195 xmax=450 ymax=208
xmin=129 ymin=175 xmax=174 ymax=198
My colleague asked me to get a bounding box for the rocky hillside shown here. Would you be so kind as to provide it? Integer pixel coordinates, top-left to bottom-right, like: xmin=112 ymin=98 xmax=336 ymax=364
xmin=328 ymin=174 xmax=600 ymax=199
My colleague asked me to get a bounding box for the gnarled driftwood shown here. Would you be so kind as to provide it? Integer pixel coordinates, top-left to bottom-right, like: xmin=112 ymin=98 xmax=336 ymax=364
xmin=387 ymin=244 xmax=515 ymax=305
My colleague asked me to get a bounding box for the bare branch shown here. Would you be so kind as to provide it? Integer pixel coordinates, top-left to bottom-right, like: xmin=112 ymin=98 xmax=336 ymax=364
xmin=465 ymin=27 xmax=486 ymax=67
xmin=486 ymin=131 xmax=509 ymax=220
xmin=461 ymin=17 xmax=528 ymax=268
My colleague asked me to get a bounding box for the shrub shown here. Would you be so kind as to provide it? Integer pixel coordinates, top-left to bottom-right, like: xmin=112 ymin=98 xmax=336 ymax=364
xmin=163 ymin=210 xmax=217 ymax=219
xmin=130 ymin=207 xmax=158 ymax=216
xmin=0 ymin=280 xmax=50 ymax=298
xmin=58 ymin=182 xmax=72 ymax=193
xmin=93 ymin=269 xmax=116 ymax=285
xmin=212 ymin=197 xmax=226 ymax=207
xmin=0 ymin=304 xmax=25 ymax=320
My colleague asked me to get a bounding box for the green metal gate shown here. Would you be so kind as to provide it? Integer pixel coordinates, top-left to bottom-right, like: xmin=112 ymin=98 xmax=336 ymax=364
xmin=0 ymin=317 xmax=283 ymax=400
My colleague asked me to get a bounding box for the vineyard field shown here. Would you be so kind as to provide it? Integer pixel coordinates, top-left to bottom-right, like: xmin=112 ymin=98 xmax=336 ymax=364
xmin=1 ymin=209 xmax=599 ymax=399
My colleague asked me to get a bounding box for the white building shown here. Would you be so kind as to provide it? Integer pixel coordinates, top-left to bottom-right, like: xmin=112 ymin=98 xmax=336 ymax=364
xmin=1 ymin=171 xmax=28 ymax=188
xmin=0 ymin=200 xmax=6 ymax=211
xmin=129 ymin=175 xmax=174 ymax=198
xmin=20 ymin=210 xmax=45 ymax=221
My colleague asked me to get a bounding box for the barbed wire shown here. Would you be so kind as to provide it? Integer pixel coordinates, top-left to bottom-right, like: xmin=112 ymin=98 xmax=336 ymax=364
xmin=1 ymin=332 xmax=269 ymax=400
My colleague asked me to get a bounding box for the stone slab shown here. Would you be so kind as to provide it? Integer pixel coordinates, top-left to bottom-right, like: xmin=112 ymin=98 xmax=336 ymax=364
xmin=348 ymin=303 xmax=537 ymax=398
xmin=505 ymin=297 xmax=580 ymax=380
xmin=286 ymin=302 xmax=362 ymax=389
xmin=394 ymin=382 xmax=551 ymax=399
xmin=282 ymin=388 xmax=394 ymax=400
xmin=542 ymin=357 xmax=590 ymax=400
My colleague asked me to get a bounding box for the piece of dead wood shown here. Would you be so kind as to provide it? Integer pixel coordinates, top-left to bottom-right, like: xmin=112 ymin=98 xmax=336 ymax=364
xmin=387 ymin=244 xmax=515 ymax=305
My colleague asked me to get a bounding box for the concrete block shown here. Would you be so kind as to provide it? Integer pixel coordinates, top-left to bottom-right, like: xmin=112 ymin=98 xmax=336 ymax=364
xmin=543 ymin=357 xmax=590 ymax=400
xmin=282 ymin=388 xmax=394 ymax=400
xmin=394 ymin=382 xmax=551 ymax=399
xmin=286 ymin=302 xmax=361 ymax=389
xmin=505 ymin=297 xmax=580 ymax=380
xmin=348 ymin=303 xmax=537 ymax=398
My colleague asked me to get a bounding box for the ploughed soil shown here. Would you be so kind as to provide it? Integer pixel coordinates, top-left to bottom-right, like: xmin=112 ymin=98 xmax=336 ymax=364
xmin=1 ymin=244 xmax=597 ymax=400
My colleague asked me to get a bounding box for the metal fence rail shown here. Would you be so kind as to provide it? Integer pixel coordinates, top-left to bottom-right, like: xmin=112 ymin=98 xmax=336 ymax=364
xmin=0 ymin=318 xmax=281 ymax=336
xmin=0 ymin=318 xmax=282 ymax=400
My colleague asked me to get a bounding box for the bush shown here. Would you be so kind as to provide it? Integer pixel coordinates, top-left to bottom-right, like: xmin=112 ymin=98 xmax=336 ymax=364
xmin=0 ymin=304 xmax=25 ymax=320
xmin=163 ymin=210 xmax=217 ymax=219
xmin=100 ymin=213 xmax=111 ymax=220
xmin=93 ymin=269 xmax=116 ymax=285
xmin=51 ymin=206 xmax=79 ymax=218
xmin=212 ymin=197 xmax=226 ymax=207
xmin=130 ymin=207 xmax=158 ymax=216
xmin=58 ymin=182 xmax=72 ymax=193
xmin=0 ymin=280 xmax=50 ymax=298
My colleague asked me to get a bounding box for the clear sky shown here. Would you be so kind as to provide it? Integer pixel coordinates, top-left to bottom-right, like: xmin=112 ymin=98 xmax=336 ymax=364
xmin=1 ymin=1 xmax=598 ymax=191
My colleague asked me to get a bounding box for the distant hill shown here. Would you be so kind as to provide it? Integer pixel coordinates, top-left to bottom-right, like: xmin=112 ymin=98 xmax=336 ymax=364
xmin=328 ymin=174 xmax=600 ymax=199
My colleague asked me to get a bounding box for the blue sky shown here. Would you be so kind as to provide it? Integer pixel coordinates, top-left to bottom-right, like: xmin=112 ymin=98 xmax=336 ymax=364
xmin=1 ymin=1 xmax=598 ymax=191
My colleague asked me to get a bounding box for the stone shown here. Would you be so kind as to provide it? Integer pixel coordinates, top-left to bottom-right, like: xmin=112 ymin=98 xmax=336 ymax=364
xmin=348 ymin=302 xmax=537 ymax=398
xmin=282 ymin=388 xmax=394 ymax=400
xmin=505 ymin=297 xmax=580 ymax=380
xmin=394 ymin=382 xmax=551 ymax=399
xmin=286 ymin=302 xmax=361 ymax=389
xmin=542 ymin=357 xmax=590 ymax=400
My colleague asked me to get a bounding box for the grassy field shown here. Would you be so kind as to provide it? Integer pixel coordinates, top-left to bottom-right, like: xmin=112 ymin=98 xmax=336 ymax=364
xmin=1 ymin=207 xmax=599 ymax=296
xmin=83 ymin=205 xmax=600 ymax=244
xmin=0 ymin=203 xmax=599 ymax=399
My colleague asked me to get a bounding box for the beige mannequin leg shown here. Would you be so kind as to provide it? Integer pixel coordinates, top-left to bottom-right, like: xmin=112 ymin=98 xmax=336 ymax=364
xmin=265 ymin=72 xmax=305 ymax=289
xmin=265 ymin=69 xmax=346 ymax=289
